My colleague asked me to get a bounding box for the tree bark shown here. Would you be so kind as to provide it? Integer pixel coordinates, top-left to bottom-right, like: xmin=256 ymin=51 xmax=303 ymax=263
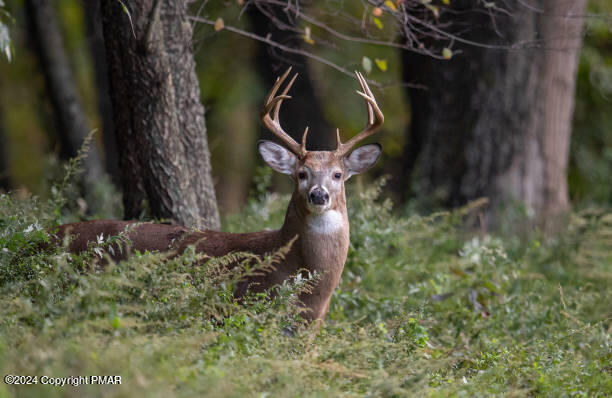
xmin=83 ymin=1 xmax=120 ymax=186
xmin=99 ymin=0 xmax=220 ymax=229
xmin=24 ymin=0 xmax=105 ymax=201
xmin=401 ymin=0 xmax=587 ymax=230
xmin=248 ymin=2 xmax=334 ymax=150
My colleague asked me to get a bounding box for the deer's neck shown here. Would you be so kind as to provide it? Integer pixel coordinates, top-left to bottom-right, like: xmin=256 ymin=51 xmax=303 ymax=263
xmin=282 ymin=201 xmax=347 ymax=235
xmin=279 ymin=193 xmax=350 ymax=320
xmin=280 ymin=192 xmax=349 ymax=246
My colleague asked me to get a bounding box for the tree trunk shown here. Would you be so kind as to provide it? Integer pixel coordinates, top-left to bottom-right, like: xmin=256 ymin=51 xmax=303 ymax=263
xmin=83 ymin=1 xmax=120 ymax=186
xmin=0 ymin=109 xmax=10 ymax=192
xmin=248 ymin=2 xmax=334 ymax=150
xmin=24 ymin=0 xmax=105 ymax=204
xmin=401 ymin=0 xmax=587 ymax=230
xmin=498 ymin=0 xmax=587 ymax=230
xmin=99 ymin=0 xmax=220 ymax=229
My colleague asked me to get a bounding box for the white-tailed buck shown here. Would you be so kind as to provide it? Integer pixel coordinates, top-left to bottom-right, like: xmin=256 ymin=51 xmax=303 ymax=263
xmin=55 ymin=68 xmax=384 ymax=322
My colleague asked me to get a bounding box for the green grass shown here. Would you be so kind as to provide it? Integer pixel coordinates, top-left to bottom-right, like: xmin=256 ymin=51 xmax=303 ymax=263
xmin=0 ymin=175 xmax=611 ymax=397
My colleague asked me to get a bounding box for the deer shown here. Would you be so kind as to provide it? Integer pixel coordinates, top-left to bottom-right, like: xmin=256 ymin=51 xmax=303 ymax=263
xmin=53 ymin=68 xmax=384 ymax=322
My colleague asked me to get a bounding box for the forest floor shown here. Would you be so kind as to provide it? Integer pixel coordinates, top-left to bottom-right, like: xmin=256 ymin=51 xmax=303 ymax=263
xmin=0 ymin=172 xmax=611 ymax=397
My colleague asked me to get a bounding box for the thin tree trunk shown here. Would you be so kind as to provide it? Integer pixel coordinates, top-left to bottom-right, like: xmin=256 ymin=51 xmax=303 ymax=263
xmin=0 ymin=109 xmax=10 ymax=192
xmin=401 ymin=0 xmax=587 ymax=230
xmin=99 ymin=0 xmax=220 ymax=229
xmin=248 ymin=2 xmax=334 ymax=150
xmin=25 ymin=0 xmax=105 ymax=204
xmin=83 ymin=1 xmax=120 ymax=186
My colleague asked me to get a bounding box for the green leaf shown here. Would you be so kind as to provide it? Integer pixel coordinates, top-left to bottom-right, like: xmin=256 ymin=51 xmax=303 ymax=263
xmin=373 ymin=17 xmax=383 ymax=30
xmin=450 ymin=266 xmax=466 ymax=277
xmin=116 ymin=0 xmax=136 ymax=38
xmin=483 ymin=280 xmax=501 ymax=294
xmin=375 ymin=58 xmax=388 ymax=72
xmin=362 ymin=56 xmax=372 ymax=74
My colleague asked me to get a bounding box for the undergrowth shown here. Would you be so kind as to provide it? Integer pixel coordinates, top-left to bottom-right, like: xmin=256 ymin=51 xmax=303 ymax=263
xmin=0 ymin=165 xmax=610 ymax=397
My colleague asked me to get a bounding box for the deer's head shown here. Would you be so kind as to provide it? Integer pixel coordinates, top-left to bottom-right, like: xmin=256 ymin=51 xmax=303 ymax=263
xmin=258 ymin=68 xmax=384 ymax=215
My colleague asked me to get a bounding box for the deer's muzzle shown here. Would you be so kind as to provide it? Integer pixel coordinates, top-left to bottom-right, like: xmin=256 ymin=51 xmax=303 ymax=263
xmin=309 ymin=187 xmax=329 ymax=206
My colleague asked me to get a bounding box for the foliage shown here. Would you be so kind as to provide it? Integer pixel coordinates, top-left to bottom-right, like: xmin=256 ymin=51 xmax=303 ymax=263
xmin=2 ymin=0 xmax=609 ymax=216
xmin=571 ymin=0 xmax=612 ymax=205
xmin=1 ymin=167 xmax=611 ymax=397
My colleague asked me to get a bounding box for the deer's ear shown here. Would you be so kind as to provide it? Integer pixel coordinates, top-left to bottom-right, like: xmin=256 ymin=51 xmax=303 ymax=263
xmin=258 ymin=140 xmax=297 ymax=175
xmin=344 ymin=143 xmax=382 ymax=179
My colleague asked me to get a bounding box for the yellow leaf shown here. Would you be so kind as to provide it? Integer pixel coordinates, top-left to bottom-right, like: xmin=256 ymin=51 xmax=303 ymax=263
xmin=425 ymin=4 xmax=439 ymax=17
xmin=442 ymin=0 xmax=450 ymax=4
xmin=214 ymin=17 xmax=224 ymax=31
xmin=384 ymin=0 xmax=397 ymax=11
xmin=442 ymin=47 xmax=453 ymax=60
xmin=375 ymin=59 xmax=388 ymax=72
xmin=303 ymin=26 xmax=315 ymax=45
xmin=373 ymin=17 xmax=383 ymax=30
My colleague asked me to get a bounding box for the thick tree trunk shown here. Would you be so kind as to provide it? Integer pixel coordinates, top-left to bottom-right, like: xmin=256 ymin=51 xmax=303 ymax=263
xmin=401 ymin=0 xmax=587 ymax=230
xmin=83 ymin=1 xmax=120 ymax=186
xmin=497 ymin=1 xmax=587 ymax=230
xmin=24 ymin=0 xmax=105 ymax=203
xmin=248 ymin=2 xmax=334 ymax=150
xmin=99 ymin=0 xmax=220 ymax=229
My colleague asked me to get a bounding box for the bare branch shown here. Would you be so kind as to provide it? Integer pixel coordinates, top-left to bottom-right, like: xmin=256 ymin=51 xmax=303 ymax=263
xmin=189 ymin=15 xmax=429 ymax=89
xmin=190 ymin=15 xmax=380 ymax=86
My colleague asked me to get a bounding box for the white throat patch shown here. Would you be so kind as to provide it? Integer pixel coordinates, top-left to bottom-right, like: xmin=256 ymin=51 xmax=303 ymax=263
xmin=306 ymin=210 xmax=344 ymax=235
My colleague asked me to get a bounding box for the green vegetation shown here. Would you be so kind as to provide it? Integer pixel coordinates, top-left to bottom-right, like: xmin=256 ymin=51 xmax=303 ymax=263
xmin=571 ymin=0 xmax=612 ymax=205
xmin=0 ymin=165 xmax=610 ymax=398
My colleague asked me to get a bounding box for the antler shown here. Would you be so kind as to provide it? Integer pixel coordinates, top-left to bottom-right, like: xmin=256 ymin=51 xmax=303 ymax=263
xmin=261 ymin=67 xmax=308 ymax=157
xmin=335 ymin=71 xmax=384 ymax=157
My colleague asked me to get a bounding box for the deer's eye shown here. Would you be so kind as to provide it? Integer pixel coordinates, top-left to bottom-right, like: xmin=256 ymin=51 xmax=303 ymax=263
xmin=334 ymin=172 xmax=342 ymax=180
xmin=298 ymin=172 xmax=307 ymax=180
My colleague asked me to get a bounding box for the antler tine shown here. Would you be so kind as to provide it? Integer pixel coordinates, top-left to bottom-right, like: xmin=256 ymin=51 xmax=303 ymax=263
xmin=335 ymin=71 xmax=384 ymax=157
xmin=261 ymin=67 xmax=306 ymax=157
xmin=301 ymin=127 xmax=309 ymax=154
xmin=357 ymin=71 xmax=375 ymax=126
xmin=274 ymin=71 xmax=298 ymax=121
xmin=264 ymin=67 xmax=291 ymax=108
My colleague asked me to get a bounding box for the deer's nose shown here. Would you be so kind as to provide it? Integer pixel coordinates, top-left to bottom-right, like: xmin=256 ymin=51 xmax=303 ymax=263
xmin=309 ymin=188 xmax=329 ymax=205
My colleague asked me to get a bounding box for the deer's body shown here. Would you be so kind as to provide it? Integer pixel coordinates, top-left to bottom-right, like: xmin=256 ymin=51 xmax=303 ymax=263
xmin=55 ymin=69 xmax=383 ymax=322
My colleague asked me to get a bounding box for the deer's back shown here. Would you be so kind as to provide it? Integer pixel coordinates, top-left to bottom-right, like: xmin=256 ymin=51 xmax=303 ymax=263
xmin=53 ymin=220 xmax=284 ymax=261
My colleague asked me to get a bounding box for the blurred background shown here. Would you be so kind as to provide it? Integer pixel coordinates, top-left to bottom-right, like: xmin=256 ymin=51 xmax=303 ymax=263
xmin=0 ymin=0 xmax=610 ymax=229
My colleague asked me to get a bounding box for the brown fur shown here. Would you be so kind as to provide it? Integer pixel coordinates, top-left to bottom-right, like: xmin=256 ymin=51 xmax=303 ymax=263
xmin=53 ymin=178 xmax=349 ymax=322
xmin=53 ymin=69 xmax=383 ymax=322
